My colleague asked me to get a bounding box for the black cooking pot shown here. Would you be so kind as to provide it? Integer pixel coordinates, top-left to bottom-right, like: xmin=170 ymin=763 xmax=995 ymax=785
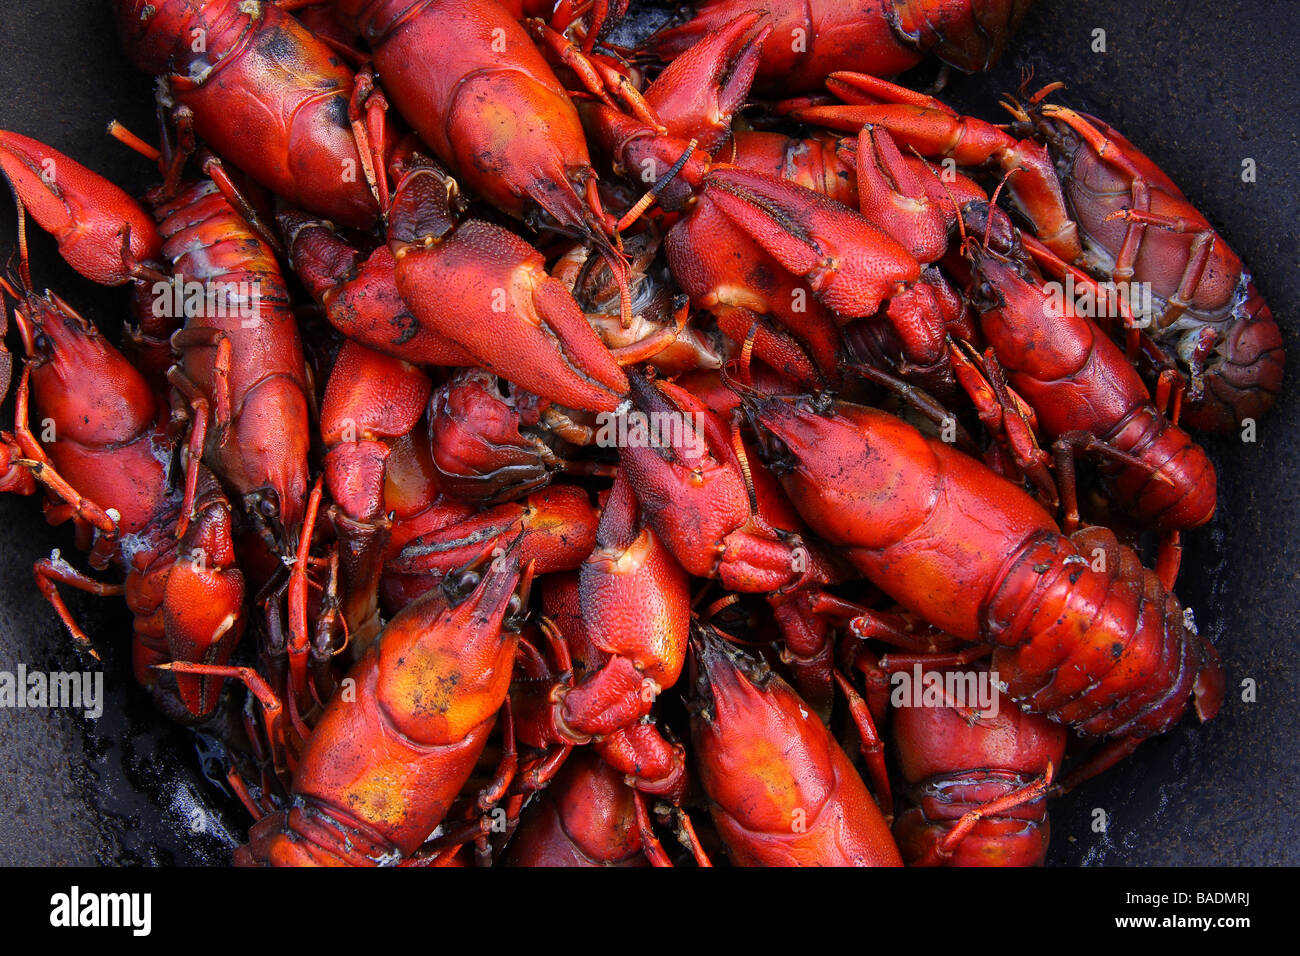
xmin=0 ymin=0 xmax=1295 ymax=865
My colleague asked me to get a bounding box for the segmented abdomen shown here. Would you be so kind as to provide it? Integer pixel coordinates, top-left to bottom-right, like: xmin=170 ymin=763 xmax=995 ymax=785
xmin=1101 ymin=405 xmax=1215 ymax=530
xmin=984 ymin=526 xmax=1222 ymax=738
xmin=1180 ymin=279 xmax=1285 ymax=432
xmin=153 ymin=180 xmax=311 ymax=528
xmin=894 ymin=770 xmax=1051 ymax=866
xmin=1061 ymin=121 xmax=1284 ymax=431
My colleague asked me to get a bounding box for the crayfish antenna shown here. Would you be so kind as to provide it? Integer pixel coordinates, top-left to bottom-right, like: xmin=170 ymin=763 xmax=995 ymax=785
xmin=717 ymin=355 xmax=763 ymax=412
xmin=728 ymin=418 xmax=758 ymax=517
xmin=907 ymin=144 xmax=979 ymax=262
xmin=845 ymin=359 xmax=983 ymax=457
xmin=12 ymin=196 xmax=32 ymax=290
xmin=106 ymin=120 xmax=161 ymax=163
xmin=982 ymin=167 xmax=1020 ymax=251
xmin=1026 ymin=80 xmax=1067 ymax=107
xmin=734 ymin=322 xmax=758 ymax=387
xmin=615 ymin=138 xmax=698 ymax=234
xmin=1015 ymin=65 xmax=1036 ymax=100
xmin=719 ymin=359 xmax=817 ymax=447
xmin=594 ymin=239 xmax=635 ymax=328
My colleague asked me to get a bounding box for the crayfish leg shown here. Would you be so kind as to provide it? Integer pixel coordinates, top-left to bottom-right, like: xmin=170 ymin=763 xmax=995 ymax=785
xmin=834 ymin=669 xmax=893 ymax=819
xmin=632 ymin=791 xmax=673 ymax=867
xmin=160 ymin=662 xmax=302 ymax=781
xmin=32 ymin=553 xmax=125 ymax=657
xmin=1155 ymin=531 xmax=1183 ymax=592
xmin=225 ymin=765 xmax=266 ymax=822
xmin=675 ymin=808 xmax=713 ymax=867
xmin=347 ymin=67 xmax=391 ymax=210
xmin=165 ymin=358 xmax=220 ymax=540
xmin=1059 ymin=737 xmax=1143 ymax=794
xmin=285 ymin=476 xmax=331 ymax=718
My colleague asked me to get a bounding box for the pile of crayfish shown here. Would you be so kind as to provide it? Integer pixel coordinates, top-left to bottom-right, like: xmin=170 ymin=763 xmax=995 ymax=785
xmin=0 ymin=0 xmax=1279 ymax=867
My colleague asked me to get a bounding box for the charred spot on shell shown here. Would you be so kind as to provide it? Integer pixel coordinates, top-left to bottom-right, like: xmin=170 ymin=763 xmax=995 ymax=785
xmin=253 ymin=22 xmax=294 ymax=64
xmin=388 ymin=310 xmax=420 ymax=346
xmin=322 ymin=94 xmax=350 ymax=131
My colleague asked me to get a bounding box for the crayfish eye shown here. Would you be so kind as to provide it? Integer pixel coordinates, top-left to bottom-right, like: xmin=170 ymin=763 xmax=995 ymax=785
xmin=506 ymin=594 xmax=522 ymax=617
xmin=258 ymin=497 xmax=279 ymax=518
xmin=458 ymin=570 xmax=481 ymax=593
xmin=33 ymin=332 xmax=51 ymax=354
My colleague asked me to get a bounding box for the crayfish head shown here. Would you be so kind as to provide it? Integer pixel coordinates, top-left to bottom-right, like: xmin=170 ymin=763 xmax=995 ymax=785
xmin=441 ymin=536 xmax=533 ymax=633
xmin=0 ymin=271 xmax=86 ymax=362
xmin=739 ymin=391 xmax=823 ymax=478
xmin=277 ymin=209 xmax=360 ymax=302
xmin=426 ymin=369 xmax=562 ymax=506
xmin=5 ymin=285 xmax=158 ymax=446
xmin=242 ymin=489 xmax=289 ymax=559
xmin=686 ymin=621 xmax=774 ymax=725
xmin=166 ymin=467 xmax=245 ymax=720
xmin=957 ymin=199 xmax=1019 ymax=261
xmin=387 ymin=156 xmax=460 ymax=251
xmin=965 ymin=248 xmax=1042 ymax=318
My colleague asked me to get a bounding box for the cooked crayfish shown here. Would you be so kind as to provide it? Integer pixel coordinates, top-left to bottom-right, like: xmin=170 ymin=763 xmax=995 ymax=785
xmin=747 ymin=392 xmax=1224 ymax=780
xmin=793 ymin=73 xmax=1285 ymax=430
xmin=652 ymin=0 xmax=1035 ymax=93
